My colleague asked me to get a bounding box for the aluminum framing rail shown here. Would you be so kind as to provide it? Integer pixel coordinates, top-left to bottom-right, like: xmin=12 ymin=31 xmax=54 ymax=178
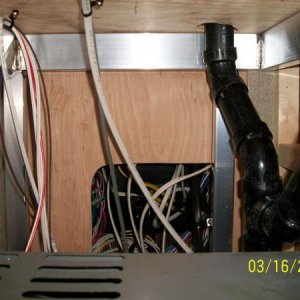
xmin=27 ymin=33 xmax=258 ymax=70
xmin=0 ymin=252 xmax=300 ymax=300
xmin=26 ymin=8 xmax=300 ymax=72
xmin=211 ymin=109 xmax=234 ymax=252
xmin=3 ymin=71 xmax=28 ymax=250
xmin=260 ymin=11 xmax=300 ymax=69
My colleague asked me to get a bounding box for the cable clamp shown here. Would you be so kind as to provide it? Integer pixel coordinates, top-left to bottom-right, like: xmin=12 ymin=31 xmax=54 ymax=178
xmin=82 ymin=0 xmax=104 ymax=17
xmin=5 ymin=10 xmax=19 ymax=30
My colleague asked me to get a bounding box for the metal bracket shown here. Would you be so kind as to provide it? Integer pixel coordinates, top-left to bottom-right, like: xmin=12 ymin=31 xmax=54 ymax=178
xmin=5 ymin=40 xmax=23 ymax=75
xmin=256 ymin=39 xmax=264 ymax=69
xmin=260 ymin=11 xmax=300 ymax=69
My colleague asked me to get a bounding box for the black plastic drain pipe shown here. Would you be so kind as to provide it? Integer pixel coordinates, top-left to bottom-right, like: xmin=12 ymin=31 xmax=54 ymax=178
xmin=203 ymin=23 xmax=300 ymax=251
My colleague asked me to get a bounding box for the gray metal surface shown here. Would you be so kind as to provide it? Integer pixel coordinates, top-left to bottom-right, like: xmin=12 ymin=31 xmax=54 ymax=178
xmin=27 ymin=33 xmax=258 ymax=70
xmin=0 ymin=252 xmax=299 ymax=299
xmin=3 ymin=72 xmax=27 ymax=250
xmin=261 ymin=11 xmax=300 ymax=69
xmin=211 ymin=109 xmax=234 ymax=252
xmin=0 ymin=70 xmax=6 ymax=251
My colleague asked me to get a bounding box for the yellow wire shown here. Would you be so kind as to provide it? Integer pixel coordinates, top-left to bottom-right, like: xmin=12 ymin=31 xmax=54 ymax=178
xmin=118 ymin=165 xmax=128 ymax=178
xmin=118 ymin=166 xmax=175 ymax=210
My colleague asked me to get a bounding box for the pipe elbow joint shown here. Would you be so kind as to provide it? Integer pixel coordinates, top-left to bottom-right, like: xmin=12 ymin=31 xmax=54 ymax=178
xmin=203 ymin=22 xmax=300 ymax=249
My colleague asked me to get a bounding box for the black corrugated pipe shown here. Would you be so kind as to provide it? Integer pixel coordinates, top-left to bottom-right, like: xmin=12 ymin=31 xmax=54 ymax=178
xmin=203 ymin=23 xmax=300 ymax=251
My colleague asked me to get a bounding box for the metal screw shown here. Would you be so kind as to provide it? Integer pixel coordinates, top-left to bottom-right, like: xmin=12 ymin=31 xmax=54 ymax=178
xmin=206 ymin=218 xmax=213 ymax=227
xmin=10 ymin=9 xmax=19 ymax=20
xmin=91 ymin=0 xmax=104 ymax=7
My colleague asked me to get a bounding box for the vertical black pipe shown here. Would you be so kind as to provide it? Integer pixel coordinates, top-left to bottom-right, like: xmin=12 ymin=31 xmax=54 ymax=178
xmin=202 ymin=23 xmax=300 ymax=250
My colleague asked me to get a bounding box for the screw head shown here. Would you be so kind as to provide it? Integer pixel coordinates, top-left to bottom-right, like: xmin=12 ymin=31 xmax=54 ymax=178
xmin=91 ymin=0 xmax=104 ymax=7
xmin=11 ymin=9 xmax=19 ymax=20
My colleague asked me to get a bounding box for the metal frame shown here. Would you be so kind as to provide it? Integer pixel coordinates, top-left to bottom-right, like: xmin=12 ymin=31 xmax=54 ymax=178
xmin=260 ymin=11 xmax=300 ymax=69
xmin=1 ymin=11 xmax=300 ymax=253
xmin=25 ymin=10 xmax=300 ymax=71
xmin=27 ymin=33 xmax=258 ymax=70
xmin=0 ymin=252 xmax=300 ymax=299
xmin=3 ymin=72 xmax=28 ymax=250
xmin=211 ymin=109 xmax=234 ymax=252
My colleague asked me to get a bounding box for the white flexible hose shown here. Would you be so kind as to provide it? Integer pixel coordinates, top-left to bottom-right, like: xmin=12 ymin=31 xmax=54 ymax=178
xmin=81 ymin=0 xmax=192 ymax=253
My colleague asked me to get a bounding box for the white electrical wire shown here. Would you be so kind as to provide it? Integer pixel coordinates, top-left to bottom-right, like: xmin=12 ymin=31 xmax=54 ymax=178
xmin=1 ymin=19 xmax=51 ymax=252
xmin=162 ymin=166 xmax=184 ymax=253
xmin=106 ymin=179 xmax=123 ymax=250
xmin=0 ymin=56 xmax=38 ymax=201
xmin=81 ymin=1 xmax=193 ymax=253
xmin=15 ymin=27 xmax=51 ymax=252
xmin=127 ymin=175 xmax=142 ymax=249
xmin=159 ymin=165 xmax=182 ymax=214
xmin=0 ymin=52 xmax=49 ymax=251
xmin=11 ymin=28 xmax=37 ymax=134
xmin=139 ymin=165 xmax=182 ymax=253
xmin=150 ymin=165 xmax=211 ymax=201
xmin=93 ymin=231 xmax=160 ymax=254
xmin=139 ymin=164 xmax=211 ymax=252
xmin=23 ymin=33 xmax=51 ymax=252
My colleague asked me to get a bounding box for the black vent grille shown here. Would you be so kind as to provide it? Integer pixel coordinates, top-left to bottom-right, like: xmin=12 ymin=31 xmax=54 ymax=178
xmin=22 ymin=255 xmax=123 ymax=299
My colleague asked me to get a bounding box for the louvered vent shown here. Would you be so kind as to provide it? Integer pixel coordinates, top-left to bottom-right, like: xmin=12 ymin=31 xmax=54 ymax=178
xmin=22 ymin=255 xmax=123 ymax=299
xmin=0 ymin=254 xmax=17 ymax=283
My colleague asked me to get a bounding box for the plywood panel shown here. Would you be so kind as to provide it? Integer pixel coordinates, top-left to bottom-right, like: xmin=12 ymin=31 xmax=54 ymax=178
xmin=248 ymin=70 xmax=279 ymax=146
xmin=0 ymin=1 xmax=300 ymax=34
xmin=278 ymin=66 xmax=300 ymax=251
xmin=278 ymin=67 xmax=300 ymax=145
xmin=279 ymin=144 xmax=300 ymax=171
xmin=278 ymin=67 xmax=299 ymax=183
xmin=45 ymin=71 xmax=214 ymax=251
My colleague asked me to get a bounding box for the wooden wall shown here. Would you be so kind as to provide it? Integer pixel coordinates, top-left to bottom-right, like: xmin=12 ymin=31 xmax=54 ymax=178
xmin=278 ymin=67 xmax=300 ymax=146
xmin=35 ymin=66 xmax=300 ymax=253
xmin=31 ymin=62 xmax=300 ymax=253
xmin=44 ymin=71 xmax=218 ymax=252
xmin=1 ymin=1 xmax=300 ymax=34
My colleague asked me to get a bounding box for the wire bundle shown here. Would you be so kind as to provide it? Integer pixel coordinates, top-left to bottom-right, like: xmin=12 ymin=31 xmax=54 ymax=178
xmin=93 ymin=231 xmax=160 ymax=254
xmin=92 ymin=170 xmax=107 ymax=243
xmin=94 ymin=164 xmax=211 ymax=253
xmin=81 ymin=0 xmax=213 ymax=254
xmin=0 ymin=17 xmax=52 ymax=252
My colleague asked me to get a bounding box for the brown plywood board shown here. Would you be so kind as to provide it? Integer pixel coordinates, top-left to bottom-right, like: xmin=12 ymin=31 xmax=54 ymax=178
xmin=0 ymin=1 xmax=300 ymax=34
xmin=278 ymin=66 xmax=300 ymax=145
xmin=44 ymin=71 xmax=215 ymax=251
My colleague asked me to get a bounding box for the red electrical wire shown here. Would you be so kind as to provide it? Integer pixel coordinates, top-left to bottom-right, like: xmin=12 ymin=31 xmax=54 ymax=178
xmin=16 ymin=28 xmax=48 ymax=251
xmin=100 ymin=201 xmax=107 ymax=237
xmin=25 ymin=135 xmax=46 ymax=251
